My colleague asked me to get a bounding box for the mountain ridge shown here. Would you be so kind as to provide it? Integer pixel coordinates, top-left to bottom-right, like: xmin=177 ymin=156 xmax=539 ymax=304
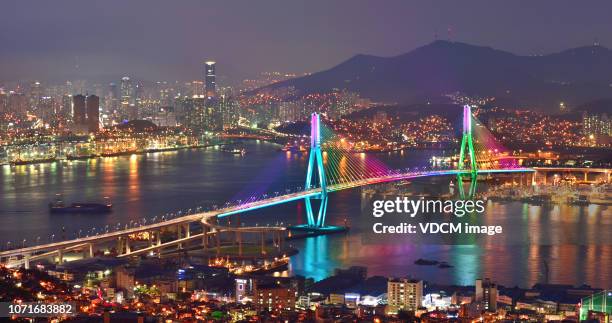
xmin=256 ymin=41 xmax=612 ymax=111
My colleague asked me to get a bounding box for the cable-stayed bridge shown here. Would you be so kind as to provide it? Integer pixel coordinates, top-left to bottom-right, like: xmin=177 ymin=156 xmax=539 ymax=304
xmin=0 ymin=105 xmax=534 ymax=268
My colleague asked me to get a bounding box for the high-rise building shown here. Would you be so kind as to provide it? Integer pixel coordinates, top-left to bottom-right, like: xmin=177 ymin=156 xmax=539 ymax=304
xmin=191 ymin=80 xmax=204 ymax=98
xmin=86 ymin=95 xmax=100 ymax=132
xmin=8 ymin=92 xmax=27 ymax=115
xmin=120 ymin=76 xmax=133 ymax=120
xmin=61 ymin=94 xmax=72 ymax=118
xmin=72 ymin=94 xmax=86 ymax=126
xmin=583 ymin=112 xmax=611 ymax=137
xmin=475 ymin=278 xmax=498 ymax=312
xmin=204 ymin=61 xmax=216 ymax=98
xmin=29 ymin=81 xmax=42 ymax=110
xmin=387 ymin=278 xmax=423 ymax=314
xmin=219 ymin=95 xmax=239 ymax=129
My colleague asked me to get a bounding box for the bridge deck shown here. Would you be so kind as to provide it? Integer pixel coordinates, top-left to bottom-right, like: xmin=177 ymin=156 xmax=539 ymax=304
xmin=0 ymin=168 xmax=533 ymax=260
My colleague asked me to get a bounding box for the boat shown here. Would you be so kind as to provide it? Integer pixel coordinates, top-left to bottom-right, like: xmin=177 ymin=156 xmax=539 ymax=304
xmin=49 ymin=195 xmax=112 ymax=214
xmin=438 ymin=262 xmax=454 ymax=269
xmin=568 ymin=194 xmax=590 ymax=206
xmin=414 ymin=258 xmax=439 ymax=266
xmin=281 ymin=144 xmax=307 ymax=153
xmin=250 ymin=257 xmax=290 ymax=275
xmin=209 ymin=256 xmax=289 ymax=275
xmin=66 ymin=154 xmax=98 ymax=160
xmin=521 ymin=194 xmax=552 ymax=206
xmin=221 ymin=146 xmax=246 ymax=155
xmin=13 ymin=157 xmax=57 ymax=165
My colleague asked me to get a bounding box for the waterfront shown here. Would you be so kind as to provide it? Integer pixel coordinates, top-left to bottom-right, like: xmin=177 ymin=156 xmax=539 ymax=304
xmin=0 ymin=141 xmax=610 ymax=288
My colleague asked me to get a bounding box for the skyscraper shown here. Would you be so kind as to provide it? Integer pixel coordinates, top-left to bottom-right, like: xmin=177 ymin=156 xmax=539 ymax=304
xmin=205 ymin=61 xmax=216 ymax=98
xmin=86 ymin=95 xmax=100 ymax=133
xmin=72 ymin=94 xmax=86 ymax=125
xmin=120 ymin=76 xmax=133 ymax=120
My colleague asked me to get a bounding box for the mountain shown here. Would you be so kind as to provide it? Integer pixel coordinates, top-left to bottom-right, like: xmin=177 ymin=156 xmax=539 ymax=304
xmin=257 ymin=41 xmax=612 ymax=111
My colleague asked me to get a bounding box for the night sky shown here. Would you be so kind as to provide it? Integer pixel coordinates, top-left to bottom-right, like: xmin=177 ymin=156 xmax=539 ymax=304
xmin=2 ymin=0 xmax=611 ymax=84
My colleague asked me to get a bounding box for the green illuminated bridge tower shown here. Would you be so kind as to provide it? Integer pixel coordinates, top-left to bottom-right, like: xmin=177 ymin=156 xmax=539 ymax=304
xmin=459 ymin=105 xmax=478 ymax=173
xmin=458 ymin=105 xmax=478 ymax=199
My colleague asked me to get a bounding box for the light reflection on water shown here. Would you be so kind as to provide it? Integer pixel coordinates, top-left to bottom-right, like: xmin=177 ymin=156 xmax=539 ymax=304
xmin=0 ymin=141 xmax=609 ymax=288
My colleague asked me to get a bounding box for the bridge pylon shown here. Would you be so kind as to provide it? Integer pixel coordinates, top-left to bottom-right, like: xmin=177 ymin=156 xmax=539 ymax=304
xmin=458 ymin=105 xmax=478 ymax=173
xmin=304 ymin=113 xmax=328 ymax=228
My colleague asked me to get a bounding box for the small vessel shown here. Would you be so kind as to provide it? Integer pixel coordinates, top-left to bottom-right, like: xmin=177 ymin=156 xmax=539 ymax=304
xmin=568 ymin=194 xmax=590 ymax=206
xmin=438 ymin=262 xmax=454 ymax=269
xmin=13 ymin=157 xmax=57 ymax=165
xmin=66 ymin=154 xmax=98 ymax=160
xmin=521 ymin=194 xmax=552 ymax=206
xmin=281 ymin=143 xmax=307 ymax=153
xmin=49 ymin=195 xmax=112 ymax=214
xmin=414 ymin=258 xmax=439 ymax=266
xmin=221 ymin=146 xmax=246 ymax=155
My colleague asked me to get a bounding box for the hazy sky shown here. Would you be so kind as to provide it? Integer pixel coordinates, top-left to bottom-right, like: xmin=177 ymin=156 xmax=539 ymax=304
xmin=2 ymin=0 xmax=611 ymax=84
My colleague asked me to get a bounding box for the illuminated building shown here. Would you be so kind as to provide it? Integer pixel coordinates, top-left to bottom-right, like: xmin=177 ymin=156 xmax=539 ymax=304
xmin=218 ymin=95 xmax=238 ymax=129
xmin=61 ymin=94 xmax=72 ymax=118
xmin=579 ymin=290 xmax=611 ymax=322
xmin=86 ymin=95 xmax=100 ymax=132
xmin=475 ymin=278 xmax=498 ymax=312
xmin=205 ymin=61 xmax=216 ymax=98
xmin=8 ymin=91 xmax=27 ymax=115
xmin=29 ymin=81 xmax=42 ymax=109
xmin=253 ymin=280 xmax=296 ymax=311
xmin=387 ymin=278 xmax=423 ymax=314
xmin=191 ymin=80 xmax=204 ymax=98
xmin=120 ymin=76 xmax=134 ymax=120
xmin=235 ymin=278 xmax=252 ymax=303
xmin=583 ymin=112 xmax=611 ymax=136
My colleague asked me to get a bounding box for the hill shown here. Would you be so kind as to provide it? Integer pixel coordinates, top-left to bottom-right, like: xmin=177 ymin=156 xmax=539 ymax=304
xmin=257 ymin=41 xmax=612 ymax=111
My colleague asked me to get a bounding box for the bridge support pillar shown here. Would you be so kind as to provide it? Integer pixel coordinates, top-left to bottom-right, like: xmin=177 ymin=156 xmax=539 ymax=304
xmin=238 ymin=232 xmax=243 ymax=256
xmin=85 ymin=243 xmax=94 ymax=258
xmin=584 ymin=172 xmax=588 ymax=182
xmin=57 ymin=249 xmax=64 ymax=265
xmin=303 ymin=112 xmax=329 ymax=228
xmin=184 ymin=224 xmax=190 ymax=238
xmin=202 ymin=226 xmax=208 ymax=248
xmin=24 ymin=253 xmax=31 ymax=269
xmin=116 ymin=237 xmax=123 ymax=255
xmin=215 ymin=230 xmax=221 ymax=257
xmin=125 ymin=238 xmax=131 ymax=254
xmin=177 ymin=224 xmax=183 ymax=249
xmin=260 ymin=232 xmax=265 ymax=255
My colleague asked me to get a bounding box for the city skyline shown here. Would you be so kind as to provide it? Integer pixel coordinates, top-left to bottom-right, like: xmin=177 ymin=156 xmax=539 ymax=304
xmin=0 ymin=2 xmax=610 ymax=321
xmin=2 ymin=1 xmax=612 ymax=84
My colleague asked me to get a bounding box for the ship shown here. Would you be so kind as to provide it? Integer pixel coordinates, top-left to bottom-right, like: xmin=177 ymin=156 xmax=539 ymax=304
xmin=568 ymin=194 xmax=590 ymax=206
xmin=49 ymin=195 xmax=112 ymax=214
xmin=13 ymin=157 xmax=57 ymax=165
xmin=209 ymin=256 xmax=289 ymax=275
xmin=521 ymin=194 xmax=552 ymax=206
xmin=249 ymin=257 xmax=290 ymax=275
xmin=414 ymin=258 xmax=439 ymax=266
xmin=221 ymin=145 xmax=246 ymax=155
